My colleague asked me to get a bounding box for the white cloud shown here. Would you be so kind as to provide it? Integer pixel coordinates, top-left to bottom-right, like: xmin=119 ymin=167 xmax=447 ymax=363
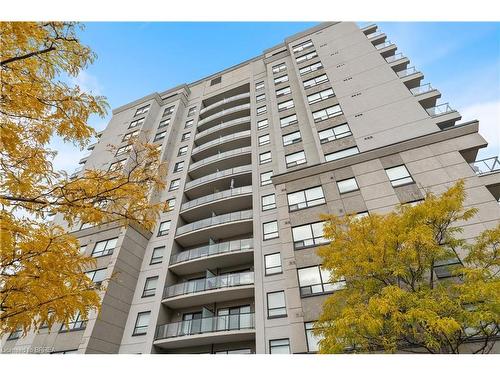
xmin=70 ymin=70 xmax=104 ymax=95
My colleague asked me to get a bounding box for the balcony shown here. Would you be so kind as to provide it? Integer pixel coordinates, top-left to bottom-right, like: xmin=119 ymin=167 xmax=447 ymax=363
xmin=374 ymin=40 xmax=397 ymax=57
xmin=161 ymin=271 xmax=255 ymax=308
xmin=470 ymin=157 xmax=500 ymax=176
xmin=361 ymin=24 xmax=377 ymax=35
xmin=367 ymin=31 xmax=386 ymax=44
xmin=197 ymin=103 xmax=251 ymax=132
xmin=397 ymin=66 xmax=423 ymax=89
xmin=188 ymin=147 xmax=252 ymax=179
xmin=426 ymin=103 xmax=461 ymax=129
xmin=195 ymin=116 xmax=251 ymax=145
xmin=154 ymin=313 xmax=255 ymax=349
xmin=191 ymin=130 xmax=251 ymax=161
xmin=180 ymin=186 xmax=253 ymax=222
xmin=410 ymin=83 xmax=441 ymax=108
xmin=199 ymin=92 xmax=250 ymax=117
xmin=169 ymin=238 xmax=254 ymax=275
xmin=385 ymin=52 xmax=409 ymax=71
xmin=175 ymin=209 xmax=253 ymax=247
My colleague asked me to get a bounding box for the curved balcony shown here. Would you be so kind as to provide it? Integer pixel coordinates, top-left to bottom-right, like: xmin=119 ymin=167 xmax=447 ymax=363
xmin=197 ymin=103 xmax=251 ymax=132
xmin=199 ymin=92 xmax=250 ymax=117
xmin=175 ymin=209 xmax=253 ymax=247
xmin=191 ymin=130 xmax=251 ymax=161
xmin=188 ymin=146 xmax=252 ymax=179
xmin=195 ymin=116 xmax=251 ymax=145
xmin=169 ymin=238 xmax=254 ymax=275
xmin=184 ymin=165 xmax=253 ymax=199
xmin=162 ymin=271 xmax=255 ymax=308
xmin=180 ymin=185 xmax=252 ymax=222
xmin=154 ymin=313 xmax=255 ymax=349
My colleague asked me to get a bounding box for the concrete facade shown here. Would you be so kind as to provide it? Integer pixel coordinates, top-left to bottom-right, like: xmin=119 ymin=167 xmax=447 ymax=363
xmin=2 ymin=22 xmax=499 ymax=354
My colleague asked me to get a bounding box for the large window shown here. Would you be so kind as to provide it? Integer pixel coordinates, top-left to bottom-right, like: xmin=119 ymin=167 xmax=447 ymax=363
xmin=257 ymin=119 xmax=269 ymax=130
xmin=257 ymin=105 xmax=267 ymax=115
xmin=434 ymin=257 xmax=463 ymax=279
xmin=255 ymin=81 xmax=265 ymax=91
xmin=282 ymin=131 xmax=302 ymax=146
xmin=158 ymin=117 xmax=170 ymax=128
xmin=258 ymin=134 xmax=270 ymax=146
xmin=272 ymin=62 xmax=287 ymax=74
xmin=285 ymin=151 xmax=306 ymax=168
xmin=256 ymin=93 xmax=266 ymax=103
xmin=142 ymin=276 xmax=158 ymax=297
xmin=325 ymin=146 xmax=359 ymax=162
xmin=296 ymin=50 xmax=318 ymax=63
xmin=292 ymin=39 xmax=313 ymax=53
xmin=185 ymin=119 xmax=194 ymax=128
xmin=115 ymin=144 xmax=132 ymax=156
xmin=278 ymin=99 xmax=294 ymax=112
xmin=109 ymin=159 xmax=126 ymax=172
xmin=163 ymin=105 xmax=175 ymax=117
xmin=178 ymin=145 xmax=188 ymax=156
xmin=385 ymin=165 xmax=414 ymax=187
xmin=150 ymin=246 xmax=164 ymax=265
xmin=85 ymin=268 xmax=107 ymax=287
xmin=287 ymin=186 xmax=325 ymax=211
xmin=181 ymin=132 xmax=191 ymax=141
xmin=134 ymin=105 xmax=150 ymax=116
xmin=169 ymin=179 xmax=180 ymax=191
xmin=276 ymin=86 xmax=291 ymax=97
xmin=259 ymin=151 xmax=272 ymax=165
xmin=187 ymin=106 xmax=196 ymax=117
xmin=129 ymin=118 xmax=145 ymax=129
xmin=154 ymin=131 xmax=166 ymax=142
xmin=318 ymin=123 xmax=352 ymax=143
xmin=307 ymin=88 xmax=335 ymax=104
xmin=262 ymin=193 xmax=276 ymax=211
xmin=299 ymin=61 xmax=323 ymax=76
xmin=122 ymin=130 xmax=139 ymax=142
xmin=60 ymin=312 xmax=86 ymax=332
xmin=260 ymin=171 xmax=273 ymax=186
xmin=270 ymin=339 xmax=290 ymax=354
xmin=173 ymin=161 xmax=184 ymax=173
xmin=274 ymin=75 xmax=289 ymax=85
xmin=264 ymin=253 xmax=282 ymax=275
xmin=7 ymin=328 xmax=22 ymax=341
xmin=303 ymin=74 xmax=329 ymax=89
xmin=312 ymin=104 xmax=343 ymax=122
xmin=263 ymin=221 xmax=279 ymax=240
xmin=292 ymin=222 xmax=328 ymax=249
xmin=337 ymin=177 xmax=359 ymax=194
xmin=298 ymin=265 xmax=346 ymax=297
xmin=92 ymin=238 xmax=118 ymax=257
xmin=305 ymin=322 xmax=322 ymax=352
xmin=267 ymin=291 xmax=287 ymax=318
xmin=132 ymin=311 xmax=151 ymax=336
xmin=280 ymin=114 xmax=298 ymax=128
xmin=157 ymin=220 xmax=171 ymax=236
xmin=165 ymin=197 xmax=176 ymax=212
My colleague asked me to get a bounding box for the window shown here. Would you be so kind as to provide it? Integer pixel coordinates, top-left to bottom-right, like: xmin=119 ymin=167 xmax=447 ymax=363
xmin=122 ymin=130 xmax=139 ymax=142
xmin=305 ymin=322 xmax=322 ymax=352
xmin=276 ymin=86 xmax=291 ymax=97
xmin=318 ymin=123 xmax=352 ymax=143
xmin=354 ymin=211 xmax=369 ymax=220
xmin=259 ymin=151 xmax=272 ymax=165
xmin=260 ymin=171 xmax=273 ymax=186
xmin=157 ymin=220 xmax=171 ymax=236
xmin=178 ymin=145 xmax=188 ymax=156
xmin=60 ymin=312 xmax=86 ymax=332
xmin=274 ymin=75 xmax=289 ymax=85
xmin=282 ymin=131 xmax=301 ymax=146
xmin=312 ymin=104 xmax=343 ymax=122
xmin=132 ymin=311 xmax=150 ymax=336
xmin=270 ymin=339 xmax=290 ymax=354
xmin=142 ymin=276 xmax=158 ymax=297
xmin=307 ymin=88 xmax=335 ymax=104
xmin=272 ymin=62 xmax=287 ymax=74
xmin=292 ymin=222 xmax=328 ymax=249
xmin=109 ymin=159 xmax=126 ymax=172
xmin=258 ymin=134 xmax=270 ymax=146
xmin=285 ymin=151 xmax=306 ymax=168
xmin=267 ymin=291 xmax=287 ymax=318
xmin=80 ymin=222 xmax=94 ymax=230
xmin=92 ymin=238 xmax=118 ymax=257
xmin=154 ymin=131 xmax=166 ymax=141
xmin=292 ymin=39 xmax=313 ymax=53
xmin=280 ymin=114 xmax=298 ymax=128
xmin=434 ymin=257 xmax=462 ymax=279
xmin=287 ymin=186 xmax=325 ymax=211
xmin=129 ymin=118 xmax=145 ymax=129
xmin=263 ymin=220 xmax=279 ymax=240
xmin=79 ymin=245 xmax=87 ymax=254
xmin=298 ymin=265 xmax=346 ymax=297
xmin=185 ymin=119 xmax=194 ymax=128
xmin=325 ymin=146 xmax=359 ymax=162
xmin=303 ymin=74 xmax=329 ymax=89
xmin=7 ymin=328 xmax=22 ymax=341
xmin=210 ymin=76 xmax=221 ymax=86
xmin=215 ymin=348 xmax=252 ymax=354
xmin=158 ymin=118 xmax=170 ymax=128
xmin=181 ymin=132 xmax=191 ymax=141
xmin=134 ymin=105 xmax=149 ymax=116
xmin=256 ymin=93 xmax=266 ymax=102
xmin=257 ymin=105 xmax=267 ymax=115
xmin=257 ymin=119 xmax=269 ymax=130
xmin=187 ymin=106 xmax=196 ymax=117
xmin=265 ymin=253 xmax=282 ymax=275
xmin=255 ymin=81 xmax=265 ymax=91
xmin=150 ymin=246 xmax=164 ymax=264
xmin=262 ymin=193 xmax=276 ymax=211
xmin=169 ymin=179 xmax=180 ymax=191
xmin=385 ymin=165 xmax=414 ymax=187
xmin=296 ymin=50 xmax=318 ymax=63
xmin=115 ymin=144 xmax=131 ymax=156
xmin=337 ymin=177 xmax=359 ymax=194
xmin=165 ymin=198 xmax=176 ymax=212
xmin=278 ymin=99 xmax=294 ymax=112
xmin=299 ymin=61 xmax=323 ymax=75
xmin=85 ymin=268 xmax=107 ymax=286
xmin=173 ymin=161 xmax=184 ymax=172
xmin=163 ymin=105 xmax=175 ymax=117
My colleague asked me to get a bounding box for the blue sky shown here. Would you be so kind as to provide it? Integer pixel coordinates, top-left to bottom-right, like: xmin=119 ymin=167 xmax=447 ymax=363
xmin=53 ymin=22 xmax=500 ymax=171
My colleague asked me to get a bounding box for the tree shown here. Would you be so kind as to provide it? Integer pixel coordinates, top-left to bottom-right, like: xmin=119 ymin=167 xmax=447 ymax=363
xmin=315 ymin=181 xmax=500 ymax=354
xmin=0 ymin=22 xmax=166 ymax=336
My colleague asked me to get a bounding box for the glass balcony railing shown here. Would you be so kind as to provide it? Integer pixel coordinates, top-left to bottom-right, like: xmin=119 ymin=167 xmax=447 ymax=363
xmin=170 ymin=238 xmax=253 ymax=265
xmin=367 ymin=30 xmax=384 ymax=39
xmin=375 ymin=40 xmax=394 ymax=50
xmin=184 ymin=165 xmax=252 ymax=190
xmin=176 ymin=209 xmax=253 ymax=236
xmin=199 ymin=92 xmax=250 ymax=115
xmin=470 ymin=156 xmax=500 ymax=175
xmin=189 ymin=147 xmax=252 ymax=171
xmin=195 ymin=116 xmax=251 ymax=141
xmin=397 ymin=66 xmax=418 ymax=78
xmin=197 ymin=104 xmax=251 ymax=127
xmin=155 ymin=312 xmax=255 ymax=340
xmin=181 ymin=186 xmax=253 ymax=212
xmin=426 ymin=103 xmax=454 ymax=117
xmin=163 ymin=271 xmax=254 ymax=299
xmin=385 ymin=52 xmax=404 ymax=63
xmin=410 ymin=83 xmax=434 ymax=95
xmin=191 ymin=130 xmax=251 ymax=155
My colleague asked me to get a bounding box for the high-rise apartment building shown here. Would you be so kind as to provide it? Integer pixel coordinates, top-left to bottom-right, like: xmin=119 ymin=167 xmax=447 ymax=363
xmin=3 ymin=21 xmax=499 ymax=354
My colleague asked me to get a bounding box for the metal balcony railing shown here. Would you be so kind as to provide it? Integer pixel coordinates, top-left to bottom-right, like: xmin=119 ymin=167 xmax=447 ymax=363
xmin=184 ymin=165 xmax=252 ymax=190
xmin=195 ymin=116 xmax=251 ymax=141
xmin=426 ymin=103 xmax=454 ymax=117
xmin=189 ymin=146 xmax=252 ymax=171
xmin=197 ymin=104 xmax=251 ymax=127
xmin=170 ymin=238 xmax=253 ymax=265
xmin=191 ymin=130 xmax=251 ymax=155
xmin=375 ymin=40 xmax=394 ymax=50
xmin=469 ymin=156 xmax=500 ymax=175
xmin=199 ymin=92 xmax=250 ymax=116
xmin=155 ymin=312 xmax=255 ymax=340
xmin=163 ymin=271 xmax=254 ymax=299
xmin=397 ymin=66 xmax=418 ymax=78
xmin=180 ymin=186 xmax=252 ymax=212
xmin=176 ymin=209 xmax=253 ymax=236
xmin=410 ymin=83 xmax=434 ymax=95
